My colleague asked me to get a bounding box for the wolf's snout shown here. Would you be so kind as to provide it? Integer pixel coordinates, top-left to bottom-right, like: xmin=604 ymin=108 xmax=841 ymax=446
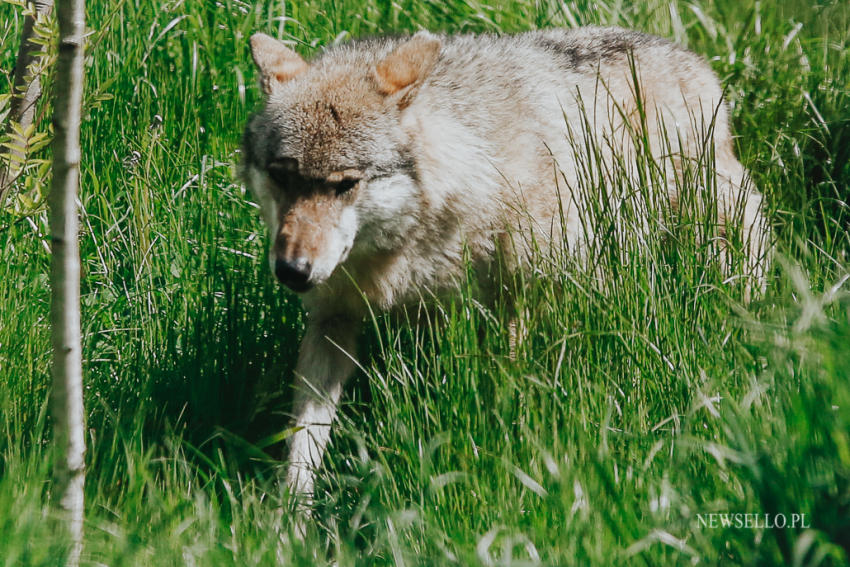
xmin=274 ymin=257 xmax=313 ymax=292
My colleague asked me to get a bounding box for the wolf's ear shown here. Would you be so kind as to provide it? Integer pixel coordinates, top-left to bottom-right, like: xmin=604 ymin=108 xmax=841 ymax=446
xmin=374 ymin=31 xmax=441 ymax=108
xmin=250 ymin=33 xmax=308 ymax=94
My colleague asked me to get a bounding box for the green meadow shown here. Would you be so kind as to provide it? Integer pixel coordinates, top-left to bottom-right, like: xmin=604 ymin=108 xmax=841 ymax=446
xmin=1 ymin=0 xmax=848 ymax=564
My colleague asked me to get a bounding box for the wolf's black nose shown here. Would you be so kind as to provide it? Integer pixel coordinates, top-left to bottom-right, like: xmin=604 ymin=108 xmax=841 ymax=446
xmin=274 ymin=257 xmax=313 ymax=292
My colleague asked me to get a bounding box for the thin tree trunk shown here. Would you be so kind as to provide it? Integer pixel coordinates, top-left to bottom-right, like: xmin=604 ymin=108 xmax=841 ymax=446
xmin=49 ymin=0 xmax=86 ymax=564
xmin=0 ymin=0 xmax=54 ymax=201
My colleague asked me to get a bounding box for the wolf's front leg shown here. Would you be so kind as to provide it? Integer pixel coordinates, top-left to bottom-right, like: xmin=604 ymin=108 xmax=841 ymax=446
xmin=286 ymin=315 xmax=359 ymax=501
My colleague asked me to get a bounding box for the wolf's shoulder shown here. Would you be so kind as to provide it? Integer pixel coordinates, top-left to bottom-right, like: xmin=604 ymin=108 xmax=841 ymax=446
xmin=443 ymin=26 xmax=690 ymax=65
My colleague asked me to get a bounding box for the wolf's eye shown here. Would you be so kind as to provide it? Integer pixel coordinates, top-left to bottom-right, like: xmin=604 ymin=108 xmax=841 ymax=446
xmin=268 ymin=167 xmax=289 ymax=187
xmin=334 ymin=178 xmax=359 ymax=195
xmin=267 ymin=158 xmax=298 ymax=187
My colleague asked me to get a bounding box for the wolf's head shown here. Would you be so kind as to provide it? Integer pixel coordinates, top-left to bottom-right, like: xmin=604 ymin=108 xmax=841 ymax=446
xmin=240 ymin=32 xmax=441 ymax=293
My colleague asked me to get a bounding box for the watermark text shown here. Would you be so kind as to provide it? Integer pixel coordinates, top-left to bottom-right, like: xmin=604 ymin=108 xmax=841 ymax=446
xmin=696 ymin=513 xmax=810 ymax=529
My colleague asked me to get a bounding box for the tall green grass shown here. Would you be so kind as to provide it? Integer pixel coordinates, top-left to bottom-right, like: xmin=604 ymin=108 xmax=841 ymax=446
xmin=1 ymin=0 xmax=848 ymax=565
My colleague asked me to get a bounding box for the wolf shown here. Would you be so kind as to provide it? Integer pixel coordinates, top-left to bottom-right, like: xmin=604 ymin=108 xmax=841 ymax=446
xmin=240 ymin=26 xmax=769 ymax=505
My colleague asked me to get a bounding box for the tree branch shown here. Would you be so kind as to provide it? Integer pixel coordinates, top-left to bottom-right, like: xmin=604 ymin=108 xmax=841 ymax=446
xmin=0 ymin=0 xmax=54 ymax=203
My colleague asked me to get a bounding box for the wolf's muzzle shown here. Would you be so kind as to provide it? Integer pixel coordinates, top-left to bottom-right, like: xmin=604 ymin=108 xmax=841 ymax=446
xmin=274 ymin=257 xmax=313 ymax=292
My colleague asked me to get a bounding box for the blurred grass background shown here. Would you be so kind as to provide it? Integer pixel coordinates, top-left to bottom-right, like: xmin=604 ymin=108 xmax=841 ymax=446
xmin=0 ymin=0 xmax=848 ymax=564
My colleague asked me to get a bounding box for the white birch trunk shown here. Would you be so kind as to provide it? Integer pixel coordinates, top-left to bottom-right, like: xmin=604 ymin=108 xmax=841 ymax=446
xmin=49 ymin=0 xmax=86 ymax=565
